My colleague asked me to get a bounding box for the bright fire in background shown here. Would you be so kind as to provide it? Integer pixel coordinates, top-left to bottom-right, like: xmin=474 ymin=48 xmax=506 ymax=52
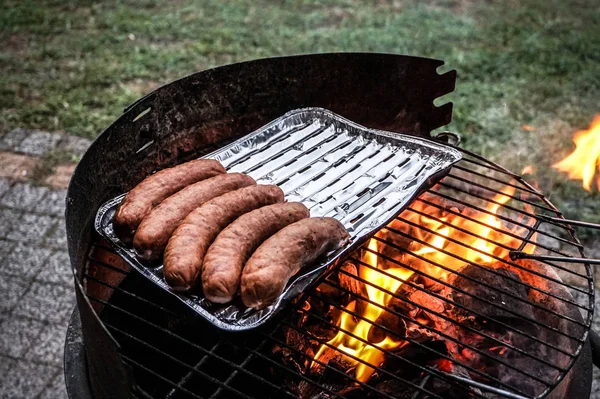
xmin=553 ymin=115 xmax=600 ymax=191
xmin=313 ymin=179 xmax=537 ymax=382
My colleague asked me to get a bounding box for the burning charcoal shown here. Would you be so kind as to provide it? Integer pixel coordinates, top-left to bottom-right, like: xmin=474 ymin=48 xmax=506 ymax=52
xmin=368 ymin=288 xmax=415 ymax=343
xmin=298 ymin=381 xmax=361 ymax=399
xmin=372 ymin=377 xmax=428 ymax=399
xmin=369 ymin=283 xmax=446 ymax=343
xmin=408 ymin=289 xmax=446 ymax=322
xmin=446 ymin=265 xmax=536 ymax=332
xmin=317 ymin=279 xmax=342 ymax=298
xmin=271 ymin=326 xmax=311 ymax=373
xmin=384 ymin=338 xmax=448 ymax=377
xmin=339 ymin=261 xmax=366 ymax=297
xmin=309 ymin=346 xmax=355 ymax=378
xmin=368 ymin=308 xmax=407 ymax=343
xmin=317 ymin=260 xmax=367 ymax=304
xmin=510 ymin=258 xmax=584 ymax=350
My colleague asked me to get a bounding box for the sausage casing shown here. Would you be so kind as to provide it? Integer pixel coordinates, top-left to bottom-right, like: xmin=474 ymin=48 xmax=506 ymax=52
xmin=133 ymin=173 xmax=256 ymax=261
xmin=241 ymin=217 xmax=350 ymax=310
xmin=113 ymin=159 xmax=225 ymax=242
xmin=202 ymin=202 xmax=310 ymax=303
xmin=163 ymin=185 xmax=285 ymax=291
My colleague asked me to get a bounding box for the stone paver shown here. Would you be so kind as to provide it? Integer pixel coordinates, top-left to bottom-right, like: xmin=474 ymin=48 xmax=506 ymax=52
xmin=36 ymin=251 xmax=73 ymax=286
xmin=44 ymin=220 xmax=67 ymax=249
xmin=0 ymin=128 xmax=29 ymax=151
xmin=12 ymin=281 xmax=75 ymax=324
xmin=0 ymin=274 xmax=30 ymax=313
xmin=38 ymin=373 xmax=68 ymax=399
xmin=0 ymin=208 xmax=23 ymax=239
xmin=24 ymin=321 xmax=68 ymax=365
xmin=0 ymin=182 xmax=50 ymax=211
xmin=34 ymin=189 xmax=67 ymax=217
xmin=15 ymin=131 xmax=63 ymax=156
xmin=0 ymin=358 xmax=59 ymax=399
xmin=0 ymin=177 xmax=11 ymax=198
xmin=4 ymin=243 xmax=52 ymax=279
xmin=0 ymin=316 xmax=45 ymax=358
xmin=6 ymin=214 xmax=57 ymax=243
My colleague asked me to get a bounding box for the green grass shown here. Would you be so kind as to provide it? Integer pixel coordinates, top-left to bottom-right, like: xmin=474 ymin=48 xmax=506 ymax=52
xmin=2 ymin=0 xmax=599 ymax=230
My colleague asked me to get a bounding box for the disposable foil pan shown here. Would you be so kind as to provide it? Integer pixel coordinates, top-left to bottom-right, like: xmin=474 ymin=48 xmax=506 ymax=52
xmin=95 ymin=107 xmax=462 ymax=331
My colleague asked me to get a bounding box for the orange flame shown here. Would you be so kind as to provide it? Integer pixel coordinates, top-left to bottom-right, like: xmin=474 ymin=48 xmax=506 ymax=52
xmin=313 ymin=179 xmax=537 ymax=383
xmin=553 ymin=115 xmax=600 ymax=191
xmin=314 ymin=238 xmax=413 ymax=381
xmin=407 ymin=184 xmax=535 ymax=279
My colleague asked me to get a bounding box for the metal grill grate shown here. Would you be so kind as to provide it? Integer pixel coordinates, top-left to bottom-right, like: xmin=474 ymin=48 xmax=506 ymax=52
xmin=81 ymin=148 xmax=594 ymax=399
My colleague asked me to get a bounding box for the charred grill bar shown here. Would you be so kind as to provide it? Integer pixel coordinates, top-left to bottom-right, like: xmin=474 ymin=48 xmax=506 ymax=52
xmin=64 ymin=53 xmax=595 ymax=399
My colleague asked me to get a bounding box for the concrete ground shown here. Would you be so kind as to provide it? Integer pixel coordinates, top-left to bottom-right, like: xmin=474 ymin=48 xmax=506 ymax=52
xmin=0 ymin=128 xmax=598 ymax=398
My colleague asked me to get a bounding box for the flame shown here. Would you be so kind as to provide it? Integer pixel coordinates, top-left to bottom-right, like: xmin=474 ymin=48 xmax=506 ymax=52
xmin=313 ymin=178 xmax=537 ymax=383
xmin=553 ymin=115 xmax=600 ymax=191
xmin=314 ymin=238 xmax=413 ymax=382
xmin=406 ymin=183 xmax=537 ymax=278
xmin=521 ymin=165 xmax=534 ymax=176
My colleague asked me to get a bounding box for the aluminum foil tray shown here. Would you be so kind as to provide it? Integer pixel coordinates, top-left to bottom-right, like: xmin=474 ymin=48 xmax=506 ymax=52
xmin=95 ymin=107 xmax=462 ymax=331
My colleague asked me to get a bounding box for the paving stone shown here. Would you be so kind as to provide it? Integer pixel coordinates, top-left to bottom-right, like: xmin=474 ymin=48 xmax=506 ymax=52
xmin=45 ymin=164 xmax=76 ymax=189
xmin=24 ymin=321 xmax=68 ymax=365
xmin=15 ymin=130 xmax=63 ymax=156
xmin=0 ymin=316 xmax=45 ymax=358
xmin=36 ymin=251 xmax=73 ymax=286
xmin=0 ymin=128 xmax=29 ymax=151
xmin=0 ymin=274 xmax=30 ymax=313
xmin=44 ymin=220 xmax=67 ymax=250
xmin=12 ymin=281 xmax=75 ymax=324
xmin=34 ymin=189 xmax=67 ymax=217
xmin=0 ymin=208 xmax=23 ymax=239
xmin=0 ymin=151 xmax=39 ymax=181
xmin=0 ymin=237 xmax=15 ymax=257
xmin=592 ymin=368 xmax=600 ymax=399
xmin=4 ymin=242 xmax=52 ymax=279
xmin=6 ymin=213 xmax=56 ymax=243
xmin=0 ymin=182 xmax=50 ymax=211
xmin=38 ymin=372 xmax=68 ymax=399
xmin=59 ymin=135 xmax=92 ymax=158
xmin=0 ymin=177 xmax=11 ymax=198
xmin=0 ymin=358 xmax=58 ymax=398
xmin=0 ymin=355 xmax=17 ymax=381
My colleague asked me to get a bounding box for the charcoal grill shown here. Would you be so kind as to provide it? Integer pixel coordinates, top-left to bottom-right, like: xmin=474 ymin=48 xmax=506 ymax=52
xmin=63 ymin=53 xmax=598 ymax=399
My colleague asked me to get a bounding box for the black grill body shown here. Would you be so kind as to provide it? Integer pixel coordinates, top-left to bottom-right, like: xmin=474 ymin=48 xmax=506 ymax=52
xmin=64 ymin=53 xmax=593 ymax=399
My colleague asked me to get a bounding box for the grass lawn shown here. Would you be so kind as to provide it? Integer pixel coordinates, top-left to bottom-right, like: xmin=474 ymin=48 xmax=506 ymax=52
xmin=2 ymin=0 xmax=599 ymax=228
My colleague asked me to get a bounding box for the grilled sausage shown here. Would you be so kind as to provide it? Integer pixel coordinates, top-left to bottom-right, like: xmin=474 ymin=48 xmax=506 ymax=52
xmin=241 ymin=217 xmax=350 ymax=310
xmin=202 ymin=202 xmax=310 ymax=303
xmin=133 ymin=173 xmax=256 ymax=261
xmin=113 ymin=159 xmax=225 ymax=242
xmin=163 ymin=185 xmax=285 ymax=291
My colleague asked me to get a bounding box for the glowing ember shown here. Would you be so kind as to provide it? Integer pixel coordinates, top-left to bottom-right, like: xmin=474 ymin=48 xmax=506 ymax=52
xmin=313 ymin=177 xmax=537 ymax=383
xmin=553 ymin=115 xmax=600 ymax=191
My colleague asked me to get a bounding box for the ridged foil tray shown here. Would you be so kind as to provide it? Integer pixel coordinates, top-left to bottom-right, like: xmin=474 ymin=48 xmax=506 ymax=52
xmin=95 ymin=107 xmax=462 ymax=330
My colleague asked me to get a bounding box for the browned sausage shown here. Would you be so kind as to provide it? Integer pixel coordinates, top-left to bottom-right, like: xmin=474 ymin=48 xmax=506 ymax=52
xmin=241 ymin=217 xmax=350 ymax=310
xmin=113 ymin=159 xmax=225 ymax=242
xmin=202 ymin=202 xmax=310 ymax=303
xmin=163 ymin=185 xmax=285 ymax=291
xmin=133 ymin=173 xmax=256 ymax=261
